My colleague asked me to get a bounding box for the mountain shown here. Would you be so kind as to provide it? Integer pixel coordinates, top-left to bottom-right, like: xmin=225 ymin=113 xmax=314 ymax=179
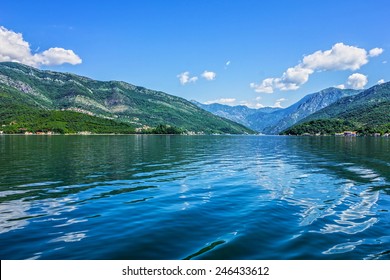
xmin=283 ymin=82 xmax=390 ymax=135
xmin=0 ymin=62 xmax=254 ymax=134
xmin=193 ymin=88 xmax=359 ymax=134
xmin=263 ymin=87 xmax=360 ymax=134
xmin=190 ymin=100 xmax=280 ymax=128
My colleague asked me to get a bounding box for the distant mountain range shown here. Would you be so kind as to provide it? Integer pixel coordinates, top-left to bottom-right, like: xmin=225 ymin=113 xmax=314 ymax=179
xmin=283 ymin=81 xmax=390 ymax=135
xmin=0 ymin=62 xmax=253 ymax=134
xmin=190 ymin=101 xmax=281 ymax=128
xmin=193 ymin=88 xmax=360 ymax=134
xmin=1 ymin=62 xmax=388 ymax=136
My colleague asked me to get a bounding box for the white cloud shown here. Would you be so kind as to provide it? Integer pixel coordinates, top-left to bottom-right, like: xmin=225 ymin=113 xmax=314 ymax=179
xmin=383 ymin=61 xmax=388 ymax=64
xmin=254 ymin=103 xmax=265 ymax=108
xmin=250 ymin=66 xmax=313 ymax=93
xmin=177 ymin=71 xmax=198 ymax=85
xmin=239 ymin=101 xmax=265 ymax=109
xmin=346 ymin=73 xmax=368 ymax=89
xmin=282 ymin=66 xmax=312 ymax=85
xmin=336 ymin=73 xmax=368 ymax=89
xmin=251 ymin=43 xmax=383 ymax=93
xmin=250 ymin=79 xmax=274 ymax=93
xmin=0 ymin=26 xmax=82 ymax=67
xmin=273 ymin=101 xmax=283 ymax=108
xmin=377 ymin=79 xmax=385 ymax=85
xmin=273 ymin=98 xmax=287 ymax=108
xmin=201 ymin=70 xmax=216 ymax=81
xmin=204 ymin=98 xmax=236 ymax=105
xmin=178 ymin=70 xmax=216 ymax=84
xmin=302 ymin=43 xmax=371 ymax=71
xmin=36 ymin=48 xmax=82 ymax=66
xmin=204 ymin=98 xmax=265 ymax=109
xmin=369 ymin=48 xmax=383 ymax=57
xmin=335 ymin=84 xmax=345 ymax=89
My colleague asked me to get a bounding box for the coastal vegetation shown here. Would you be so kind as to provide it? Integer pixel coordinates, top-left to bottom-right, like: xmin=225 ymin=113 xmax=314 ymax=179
xmin=282 ymin=82 xmax=390 ymax=136
xmin=0 ymin=104 xmax=136 ymax=134
xmin=282 ymin=119 xmax=390 ymax=136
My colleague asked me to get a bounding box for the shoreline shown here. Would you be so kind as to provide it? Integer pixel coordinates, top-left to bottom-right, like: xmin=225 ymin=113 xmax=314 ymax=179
xmin=1 ymin=133 xmax=389 ymax=137
xmin=0 ymin=133 xmax=255 ymax=136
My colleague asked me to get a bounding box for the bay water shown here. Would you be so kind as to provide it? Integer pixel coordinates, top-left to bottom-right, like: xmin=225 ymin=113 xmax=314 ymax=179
xmin=0 ymin=135 xmax=389 ymax=259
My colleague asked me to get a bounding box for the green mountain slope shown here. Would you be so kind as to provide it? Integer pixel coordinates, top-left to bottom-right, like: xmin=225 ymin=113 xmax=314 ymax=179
xmin=0 ymin=89 xmax=136 ymax=134
xmin=282 ymin=82 xmax=390 ymax=135
xmin=0 ymin=62 xmax=254 ymax=134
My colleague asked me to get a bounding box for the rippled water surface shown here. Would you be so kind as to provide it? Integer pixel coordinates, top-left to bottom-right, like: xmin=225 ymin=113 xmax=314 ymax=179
xmin=1 ymin=135 xmax=390 ymax=259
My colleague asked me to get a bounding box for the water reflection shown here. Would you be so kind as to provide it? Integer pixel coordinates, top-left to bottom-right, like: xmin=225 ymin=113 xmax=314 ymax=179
xmin=0 ymin=136 xmax=389 ymax=259
xmin=49 ymin=231 xmax=88 ymax=243
xmin=323 ymin=240 xmax=364 ymax=254
xmin=0 ymin=196 xmax=79 ymax=235
xmin=0 ymin=200 xmax=30 ymax=234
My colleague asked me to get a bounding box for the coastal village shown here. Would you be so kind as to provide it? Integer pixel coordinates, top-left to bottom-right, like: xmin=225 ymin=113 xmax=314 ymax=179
xmin=300 ymin=131 xmax=390 ymax=137
xmin=1 ymin=128 xmax=389 ymax=137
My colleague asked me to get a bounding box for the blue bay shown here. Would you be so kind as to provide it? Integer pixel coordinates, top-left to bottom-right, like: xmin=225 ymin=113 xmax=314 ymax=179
xmin=0 ymin=135 xmax=389 ymax=260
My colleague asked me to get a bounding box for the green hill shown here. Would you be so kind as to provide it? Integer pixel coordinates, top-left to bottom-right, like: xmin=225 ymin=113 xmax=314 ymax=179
xmin=0 ymin=90 xmax=137 ymax=134
xmin=0 ymin=62 xmax=254 ymax=134
xmin=282 ymin=82 xmax=390 ymax=135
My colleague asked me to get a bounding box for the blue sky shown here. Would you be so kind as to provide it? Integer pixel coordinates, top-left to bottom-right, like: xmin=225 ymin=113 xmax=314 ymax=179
xmin=1 ymin=0 xmax=389 ymax=108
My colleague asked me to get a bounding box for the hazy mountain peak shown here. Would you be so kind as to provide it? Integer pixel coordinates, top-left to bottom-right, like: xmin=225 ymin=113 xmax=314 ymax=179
xmin=192 ymin=88 xmax=360 ymax=134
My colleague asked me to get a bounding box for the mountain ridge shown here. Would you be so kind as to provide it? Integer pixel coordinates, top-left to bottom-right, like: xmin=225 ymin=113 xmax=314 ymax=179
xmin=0 ymin=62 xmax=254 ymax=134
xmin=282 ymin=81 xmax=390 ymax=135
xmin=263 ymin=87 xmax=360 ymax=134
xmin=190 ymin=100 xmax=281 ymax=128
xmin=193 ymin=87 xmax=360 ymax=134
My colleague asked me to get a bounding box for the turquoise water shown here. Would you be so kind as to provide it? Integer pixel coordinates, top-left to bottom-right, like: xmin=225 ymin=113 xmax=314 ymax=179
xmin=0 ymin=135 xmax=389 ymax=259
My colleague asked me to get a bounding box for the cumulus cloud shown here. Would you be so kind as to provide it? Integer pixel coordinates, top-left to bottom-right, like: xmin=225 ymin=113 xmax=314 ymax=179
xmin=346 ymin=73 xmax=368 ymax=89
xmin=337 ymin=73 xmax=368 ymax=90
xmin=177 ymin=71 xmax=198 ymax=85
xmin=38 ymin=48 xmax=81 ymax=65
xmin=377 ymin=79 xmax=385 ymax=85
xmin=251 ymin=43 xmax=383 ymax=93
xmin=250 ymin=66 xmax=313 ymax=93
xmin=250 ymin=79 xmax=274 ymax=94
xmin=178 ymin=70 xmax=216 ymax=84
xmin=0 ymin=26 xmax=82 ymax=67
xmin=302 ymin=43 xmax=372 ymax=71
xmin=250 ymin=67 xmax=313 ymax=93
xmin=201 ymin=70 xmax=216 ymax=81
xmin=204 ymin=98 xmax=236 ymax=105
xmin=369 ymin=48 xmax=383 ymax=57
